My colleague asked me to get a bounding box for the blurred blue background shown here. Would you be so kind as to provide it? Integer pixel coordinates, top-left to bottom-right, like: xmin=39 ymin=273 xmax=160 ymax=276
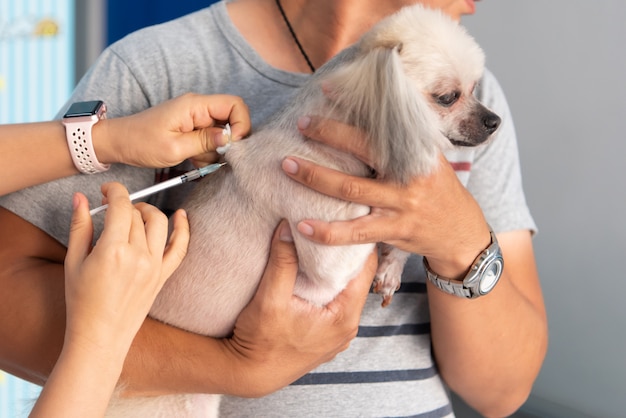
xmin=107 ymin=0 xmax=213 ymax=45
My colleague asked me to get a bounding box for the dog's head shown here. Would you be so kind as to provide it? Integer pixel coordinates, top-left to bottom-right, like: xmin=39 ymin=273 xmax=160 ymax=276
xmin=316 ymin=5 xmax=500 ymax=183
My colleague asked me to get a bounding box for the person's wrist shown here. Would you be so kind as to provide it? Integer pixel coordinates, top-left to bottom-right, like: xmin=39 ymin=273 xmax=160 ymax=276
xmin=423 ymin=225 xmax=491 ymax=280
xmin=91 ymin=119 xmax=117 ymax=165
xmin=217 ymin=338 xmax=272 ymax=398
xmin=178 ymin=336 xmax=260 ymax=398
xmin=63 ymin=327 xmax=131 ymax=369
xmin=92 ymin=117 xmax=134 ymax=165
xmin=218 ymin=335 xmax=294 ymax=398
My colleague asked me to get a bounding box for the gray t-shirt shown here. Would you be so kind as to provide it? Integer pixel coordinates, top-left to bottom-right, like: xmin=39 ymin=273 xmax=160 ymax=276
xmin=0 ymin=2 xmax=535 ymax=417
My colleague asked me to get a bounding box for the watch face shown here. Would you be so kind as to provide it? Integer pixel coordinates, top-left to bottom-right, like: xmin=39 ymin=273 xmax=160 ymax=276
xmin=478 ymin=258 xmax=503 ymax=294
xmin=63 ymin=100 xmax=103 ymax=118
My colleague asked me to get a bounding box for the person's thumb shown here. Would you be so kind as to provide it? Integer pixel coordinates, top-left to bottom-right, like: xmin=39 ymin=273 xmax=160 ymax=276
xmin=161 ymin=209 xmax=190 ymax=282
xmin=200 ymin=126 xmax=230 ymax=153
xmin=254 ymin=220 xmax=299 ymax=301
xmin=65 ymin=192 xmax=94 ymax=271
xmin=179 ymin=127 xmax=233 ymax=166
xmin=185 ymin=124 xmax=238 ymax=154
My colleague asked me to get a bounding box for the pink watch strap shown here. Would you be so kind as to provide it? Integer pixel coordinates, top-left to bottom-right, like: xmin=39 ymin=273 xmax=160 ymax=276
xmin=63 ymin=105 xmax=110 ymax=174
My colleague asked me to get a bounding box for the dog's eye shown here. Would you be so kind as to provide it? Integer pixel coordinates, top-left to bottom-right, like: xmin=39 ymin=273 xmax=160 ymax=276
xmin=435 ymin=92 xmax=460 ymax=107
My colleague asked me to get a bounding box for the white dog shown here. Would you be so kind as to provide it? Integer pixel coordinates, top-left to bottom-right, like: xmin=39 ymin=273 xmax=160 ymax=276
xmin=107 ymin=4 xmax=500 ymax=417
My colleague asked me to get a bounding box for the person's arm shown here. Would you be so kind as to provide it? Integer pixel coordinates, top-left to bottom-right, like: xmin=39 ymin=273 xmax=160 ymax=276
xmin=280 ymin=118 xmax=548 ymax=418
xmin=0 ymin=93 xmax=249 ymax=196
xmin=117 ymin=221 xmax=377 ymax=398
xmin=0 ymin=205 xmax=376 ymax=397
xmin=31 ymin=183 xmax=190 ymax=417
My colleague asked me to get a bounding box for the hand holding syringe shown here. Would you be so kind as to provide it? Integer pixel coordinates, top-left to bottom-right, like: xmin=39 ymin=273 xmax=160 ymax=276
xmin=90 ymin=124 xmax=232 ymax=216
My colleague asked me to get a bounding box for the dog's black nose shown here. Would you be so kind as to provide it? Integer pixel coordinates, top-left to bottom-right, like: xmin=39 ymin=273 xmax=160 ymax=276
xmin=483 ymin=113 xmax=501 ymax=134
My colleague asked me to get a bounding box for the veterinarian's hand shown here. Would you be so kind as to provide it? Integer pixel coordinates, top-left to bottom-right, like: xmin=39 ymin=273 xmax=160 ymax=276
xmin=64 ymin=183 xmax=190 ymax=357
xmin=31 ymin=183 xmax=191 ymax=417
xmin=94 ymin=93 xmax=250 ymax=168
xmin=221 ymin=220 xmax=377 ymax=397
xmin=283 ymin=116 xmax=491 ymax=279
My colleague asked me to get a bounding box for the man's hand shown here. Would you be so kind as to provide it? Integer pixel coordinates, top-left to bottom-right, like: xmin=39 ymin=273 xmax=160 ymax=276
xmin=218 ymin=220 xmax=377 ymax=397
xmin=284 ymin=116 xmax=490 ymax=279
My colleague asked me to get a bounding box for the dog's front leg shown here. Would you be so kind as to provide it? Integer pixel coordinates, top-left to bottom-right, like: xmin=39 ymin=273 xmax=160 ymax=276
xmin=374 ymin=244 xmax=410 ymax=307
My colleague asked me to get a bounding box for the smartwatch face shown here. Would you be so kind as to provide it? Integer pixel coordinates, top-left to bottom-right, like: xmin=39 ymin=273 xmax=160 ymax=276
xmin=63 ymin=100 xmax=103 ymax=118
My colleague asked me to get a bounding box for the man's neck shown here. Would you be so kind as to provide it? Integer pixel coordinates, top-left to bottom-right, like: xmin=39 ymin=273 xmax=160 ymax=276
xmin=227 ymin=0 xmax=410 ymax=73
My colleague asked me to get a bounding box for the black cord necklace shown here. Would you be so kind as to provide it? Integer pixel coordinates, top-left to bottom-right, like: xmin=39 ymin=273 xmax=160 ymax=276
xmin=275 ymin=0 xmax=316 ymax=73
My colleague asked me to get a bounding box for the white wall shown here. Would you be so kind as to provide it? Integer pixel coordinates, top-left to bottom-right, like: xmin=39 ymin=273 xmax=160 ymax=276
xmin=461 ymin=2 xmax=626 ymax=417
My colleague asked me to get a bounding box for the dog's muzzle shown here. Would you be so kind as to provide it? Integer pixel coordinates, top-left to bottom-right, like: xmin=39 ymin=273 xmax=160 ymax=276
xmin=449 ymin=107 xmax=502 ymax=147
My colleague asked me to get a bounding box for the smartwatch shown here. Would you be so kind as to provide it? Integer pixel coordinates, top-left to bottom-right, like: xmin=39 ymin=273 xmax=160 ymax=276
xmin=423 ymin=226 xmax=504 ymax=299
xmin=62 ymin=100 xmax=110 ymax=174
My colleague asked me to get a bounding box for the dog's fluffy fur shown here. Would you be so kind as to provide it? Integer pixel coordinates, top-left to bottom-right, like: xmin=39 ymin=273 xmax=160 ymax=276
xmin=107 ymin=5 xmax=500 ymax=417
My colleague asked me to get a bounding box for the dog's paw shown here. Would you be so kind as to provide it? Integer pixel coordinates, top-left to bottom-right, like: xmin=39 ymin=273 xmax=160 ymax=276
xmin=374 ymin=260 xmax=403 ymax=307
xmin=374 ymin=245 xmax=411 ymax=307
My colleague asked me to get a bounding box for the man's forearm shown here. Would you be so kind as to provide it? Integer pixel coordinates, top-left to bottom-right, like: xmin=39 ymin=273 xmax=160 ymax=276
xmin=429 ymin=230 xmax=548 ymax=418
xmin=0 ymin=208 xmax=67 ymax=385
xmin=0 ymin=258 xmax=65 ymax=386
xmin=119 ymin=317 xmax=238 ymax=397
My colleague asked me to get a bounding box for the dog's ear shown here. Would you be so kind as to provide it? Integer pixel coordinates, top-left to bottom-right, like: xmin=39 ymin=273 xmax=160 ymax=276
xmin=322 ymin=45 xmax=448 ymax=183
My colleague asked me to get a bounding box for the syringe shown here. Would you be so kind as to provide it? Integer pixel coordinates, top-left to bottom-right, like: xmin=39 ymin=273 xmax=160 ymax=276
xmin=89 ymin=162 xmax=227 ymax=216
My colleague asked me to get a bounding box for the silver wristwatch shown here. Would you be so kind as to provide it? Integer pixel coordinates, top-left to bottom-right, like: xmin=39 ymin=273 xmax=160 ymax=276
xmin=423 ymin=227 xmax=503 ymax=299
